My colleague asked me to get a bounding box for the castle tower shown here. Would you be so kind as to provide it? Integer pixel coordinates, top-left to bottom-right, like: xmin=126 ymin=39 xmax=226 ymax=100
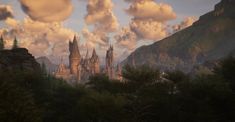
xmin=90 ymin=49 xmax=100 ymax=74
xmin=83 ymin=49 xmax=90 ymax=71
xmin=55 ymin=57 xmax=71 ymax=81
xmin=105 ymin=45 xmax=114 ymax=79
xmin=69 ymin=35 xmax=81 ymax=77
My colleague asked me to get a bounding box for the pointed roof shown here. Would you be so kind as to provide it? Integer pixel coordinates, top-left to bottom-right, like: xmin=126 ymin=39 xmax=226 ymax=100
xmin=92 ymin=48 xmax=98 ymax=57
xmin=110 ymin=44 xmax=113 ymax=50
xmin=14 ymin=36 xmax=17 ymax=42
xmin=85 ymin=49 xmax=89 ymax=59
xmin=70 ymin=35 xmax=81 ymax=58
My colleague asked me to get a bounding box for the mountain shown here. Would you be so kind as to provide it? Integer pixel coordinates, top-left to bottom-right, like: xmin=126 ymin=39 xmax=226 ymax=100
xmin=36 ymin=56 xmax=57 ymax=74
xmin=122 ymin=0 xmax=235 ymax=72
xmin=0 ymin=48 xmax=40 ymax=71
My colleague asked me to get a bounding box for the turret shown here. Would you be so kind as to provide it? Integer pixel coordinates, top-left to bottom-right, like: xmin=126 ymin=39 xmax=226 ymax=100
xmin=69 ymin=35 xmax=81 ymax=75
xmin=90 ymin=48 xmax=100 ymax=74
xmin=105 ymin=45 xmax=114 ymax=79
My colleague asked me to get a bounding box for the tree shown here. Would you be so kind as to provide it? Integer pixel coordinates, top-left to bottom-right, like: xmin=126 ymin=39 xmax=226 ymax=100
xmin=214 ymin=56 xmax=235 ymax=90
xmin=0 ymin=81 xmax=42 ymax=122
xmin=122 ymin=65 xmax=161 ymax=93
xmin=12 ymin=37 xmax=18 ymax=49
xmin=0 ymin=35 xmax=4 ymax=50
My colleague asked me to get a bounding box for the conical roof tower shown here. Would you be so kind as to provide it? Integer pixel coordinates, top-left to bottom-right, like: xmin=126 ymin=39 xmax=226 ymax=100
xmin=70 ymin=35 xmax=81 ymax=58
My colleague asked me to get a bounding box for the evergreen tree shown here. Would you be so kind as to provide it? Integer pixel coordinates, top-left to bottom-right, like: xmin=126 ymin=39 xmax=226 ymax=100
xmin=0 ymin=35 xmax=4 ymax=50
xmin=12 ymin=37 xmax=18 ymax=49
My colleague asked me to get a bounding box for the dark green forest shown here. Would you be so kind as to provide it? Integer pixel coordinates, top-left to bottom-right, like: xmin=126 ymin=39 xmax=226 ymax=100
xmin=1 ymin=57 xmax=235 ymax=122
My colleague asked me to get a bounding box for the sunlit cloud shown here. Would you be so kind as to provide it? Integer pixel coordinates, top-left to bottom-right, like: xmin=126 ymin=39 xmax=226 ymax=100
xmin=126 ymin=0 xmax=176 ymax=22
xmin=19 ymin=0 xmax=73 ymax=22
xmin=85 ymin=0 xmax=119 ymax=32
xmin=172 ymin=17 xmax=197 ymax=32
xmin=114 ymin=26 xmax=137 ymax=51
xmin=125 ymin=0 xmax=176 ymax=41
xmin=1 ymin=18 xmax=76 ymax=59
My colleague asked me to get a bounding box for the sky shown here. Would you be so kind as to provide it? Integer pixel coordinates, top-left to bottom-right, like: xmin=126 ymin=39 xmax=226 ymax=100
xmin=0 ymin=0 xmax=220 ymax=64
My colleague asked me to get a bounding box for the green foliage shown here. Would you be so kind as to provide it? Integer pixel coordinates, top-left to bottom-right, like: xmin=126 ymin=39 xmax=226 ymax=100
xmin=88 ymin=74 xmax=125 ymax=94
xmin=77 ymin=91 xmax=127 ymax=122
xmin=1 ymin=56 xmax=235 ymax=122
xmin=0 ymin=81 xmax=42 ymax=122
xmin=164 ymin=70 xmax=190 ymax=83
xmin=122 ymin=65 xmax=160 ymax=83
xmin=176 ymin=75 xmax=235 ymax=122
xmin=214 ymin=56 xmax=235 ymax=90
xmin=122 ymin=65 xmax=161 ymax=93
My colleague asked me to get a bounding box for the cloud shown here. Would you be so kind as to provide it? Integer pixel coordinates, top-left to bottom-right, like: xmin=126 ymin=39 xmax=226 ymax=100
xmin=114 ymin=26 xmax=137 ymax=50
xmin=172 ymin=17 xmax=197 ymax=32
xmin=82 ymin=28 xmax=109 ymax=48
xmin=130 ymin=19 xmax=168 ymax=40
xmin=85 ymin=0 xmax=119 ymax=32
xmin=19 ymin=0 xmax=73 ymax=22
xmin=1 ymin=18 xmax=75 ymax=59
xmin=0 ymin=5 xmax=14 ymax=21
xmin=125 ymin=0 xmax=176 ymax=41
xmin=4 ymin=18 xmax=19 ymax=27
xmin=126 ymin=0 xmax=176 ymax=22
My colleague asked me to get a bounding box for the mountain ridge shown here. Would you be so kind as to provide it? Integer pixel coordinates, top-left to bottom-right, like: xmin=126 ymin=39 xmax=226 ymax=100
xmin=0 ymin=48 xmax=40 ymax=72
xmin=122 ymin=0 xmax=235 ymax=72
xmin=36 ymin=56 xmax=57 ymax=74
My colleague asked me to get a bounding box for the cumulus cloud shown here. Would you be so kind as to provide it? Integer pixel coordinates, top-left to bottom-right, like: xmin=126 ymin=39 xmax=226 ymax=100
xmin=130 ymin=19 xmax=168 ymax=40
xmin=0 ymin=5 xmax=14 ymax=21
xmin=114 ymin=26 xmax=137 ymax=50
xmin=82 ymin=28 xmax=109 ymax=48
xmin=0 ymin=18 xmax=75 ymax=59
xmin=85 ymin=0 xmax=119 ymax=32
xmin=172 ymin=17 xmax=197 ymax=32
xmin=126 ymin=0 xmax=176 ymax=22
xmin=5 ymin=18 xmax=19 ymax=27
xmin=125 ymin=0 xmax=176 ymax=41
xmin=19 ymin=0 xmax=73 ymax=22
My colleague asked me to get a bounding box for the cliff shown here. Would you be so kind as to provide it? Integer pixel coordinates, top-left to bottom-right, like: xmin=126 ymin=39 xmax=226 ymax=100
xmin=0 ymin=48 xmax=40 ymax=72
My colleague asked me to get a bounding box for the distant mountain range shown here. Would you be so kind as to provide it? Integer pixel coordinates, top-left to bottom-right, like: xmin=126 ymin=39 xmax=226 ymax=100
xmin=36 ymin=56 xmax=57 ymax=74
xmin=122 ymin=0 xmax=235 ymax=72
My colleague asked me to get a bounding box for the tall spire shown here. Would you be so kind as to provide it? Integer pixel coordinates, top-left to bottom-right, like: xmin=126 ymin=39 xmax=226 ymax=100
xmin=85 ymin=49 xmax=89 ymax=59
xmin=69 ymin=35 xmax=81 ymax=76
xmin=70 ymin=35 xmax=81 ymax=58
xmin=92 ymin=48 xmax=98 ymax=58
xmin=110 ymin=44 xmax=113 ymax=51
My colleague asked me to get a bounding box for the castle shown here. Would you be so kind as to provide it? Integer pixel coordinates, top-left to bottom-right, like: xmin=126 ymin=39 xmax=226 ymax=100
xmin=54 ymin=36 xmax=122 ymax=84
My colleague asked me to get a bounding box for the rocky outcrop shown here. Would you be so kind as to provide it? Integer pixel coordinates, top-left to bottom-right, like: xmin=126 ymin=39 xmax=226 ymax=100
xmin=122 ymin=0 xmax=235 ymax=72
xmin=0 ymin=48 xmax=40 ymax=72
